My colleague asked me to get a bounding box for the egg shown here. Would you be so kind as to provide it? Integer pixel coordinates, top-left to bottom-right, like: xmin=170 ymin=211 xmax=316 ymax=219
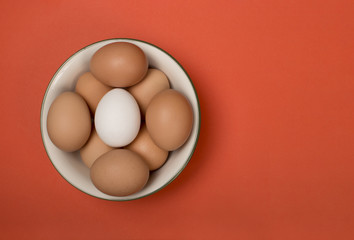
xmin=90 ymin=42 xmax=148 ymax=87
xmin=75 ymin=72 xmax=112 ymax=113
xmin=47 ymin=92 xmax=91 ymax=152
xmin=95 ymin=89 xmax=141 ymax=147
xmin=146 ymin=89 xmax=194 ymax=151
xmin=128 ymin=68 xmax=170 ymax=116
xmin=90 ymin=149 xmax=149 ymax=196
xmin=126 ymin=124 xmax=168 ymax=171
xmin=80 ymin=128 xmax=115 ymax=168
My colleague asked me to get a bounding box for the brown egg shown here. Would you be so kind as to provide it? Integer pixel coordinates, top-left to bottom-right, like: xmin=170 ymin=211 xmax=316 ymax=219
xmin=128 ymin=68 xmax=170 ymax=116
xmin=75 ymin=72 xmax=112 ymax=113
xmin=80 ymin=128 xmax=115 ymax=168
xmin=47 ymin=92 xmax=91 ymax=152
xmin=90 ymin=149 xmax=149 ymax=196
xmin=90 ymin=42 xmax=148 ymax=87
xmin=126 ymin=124 xmax=168 ymax=171
xmin=146 ymin=89 xmax=194 ymax=151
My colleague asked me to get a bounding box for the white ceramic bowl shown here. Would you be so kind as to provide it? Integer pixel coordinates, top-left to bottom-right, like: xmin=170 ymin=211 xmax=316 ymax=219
xmin=40 ymin=38 xmax=201 ymax=201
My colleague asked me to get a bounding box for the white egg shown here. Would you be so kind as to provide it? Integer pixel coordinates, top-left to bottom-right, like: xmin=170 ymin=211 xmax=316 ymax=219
xmin=95 ymin=89 xmax=141 ymax=147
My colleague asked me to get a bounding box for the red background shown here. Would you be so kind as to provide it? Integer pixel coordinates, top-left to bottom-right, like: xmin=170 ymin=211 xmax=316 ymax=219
xmin=1 ymin=0 xmax=354 ymax=239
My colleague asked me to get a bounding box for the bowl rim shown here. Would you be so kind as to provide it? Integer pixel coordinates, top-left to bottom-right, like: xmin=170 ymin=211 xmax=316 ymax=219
xmin=40 ymin=38 xmax=201 ymax=201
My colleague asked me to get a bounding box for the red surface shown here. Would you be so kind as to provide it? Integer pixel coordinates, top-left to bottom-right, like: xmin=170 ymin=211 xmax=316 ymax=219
xmin=1 ymin=0 xmax=354 ymax=239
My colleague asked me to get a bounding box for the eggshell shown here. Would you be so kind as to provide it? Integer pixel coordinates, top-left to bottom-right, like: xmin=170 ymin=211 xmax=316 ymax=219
xmin=90 ymin=149 xmax=149 ymax=196
xmin=75 ymin=72 xmax=112 ymax=113
xmin=47 ymin=92 xmax=91 ymax=152
xmin=126 ymin=124 xmax=168 ymax=171
xmin=95 ymin=89 xmax=141 ymax=147
xmin=80 ymin=128 xmax=115 ymax=168
xmin=128 ymin=68 xmax=170 ymax=116
xmin=90 ymin=42 xmax=148 ymax=87
xmin=146 ymin=89 xmax=194 ymax=151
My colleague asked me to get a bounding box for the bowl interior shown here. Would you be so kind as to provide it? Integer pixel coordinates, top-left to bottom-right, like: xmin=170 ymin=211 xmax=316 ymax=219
xmin=41 ymin=39 xmax=200 ymax=201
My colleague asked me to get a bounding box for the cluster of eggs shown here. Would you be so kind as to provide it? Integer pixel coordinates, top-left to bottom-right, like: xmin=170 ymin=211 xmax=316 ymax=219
xmin=47 ymin=42 xmax=194 ymax=197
